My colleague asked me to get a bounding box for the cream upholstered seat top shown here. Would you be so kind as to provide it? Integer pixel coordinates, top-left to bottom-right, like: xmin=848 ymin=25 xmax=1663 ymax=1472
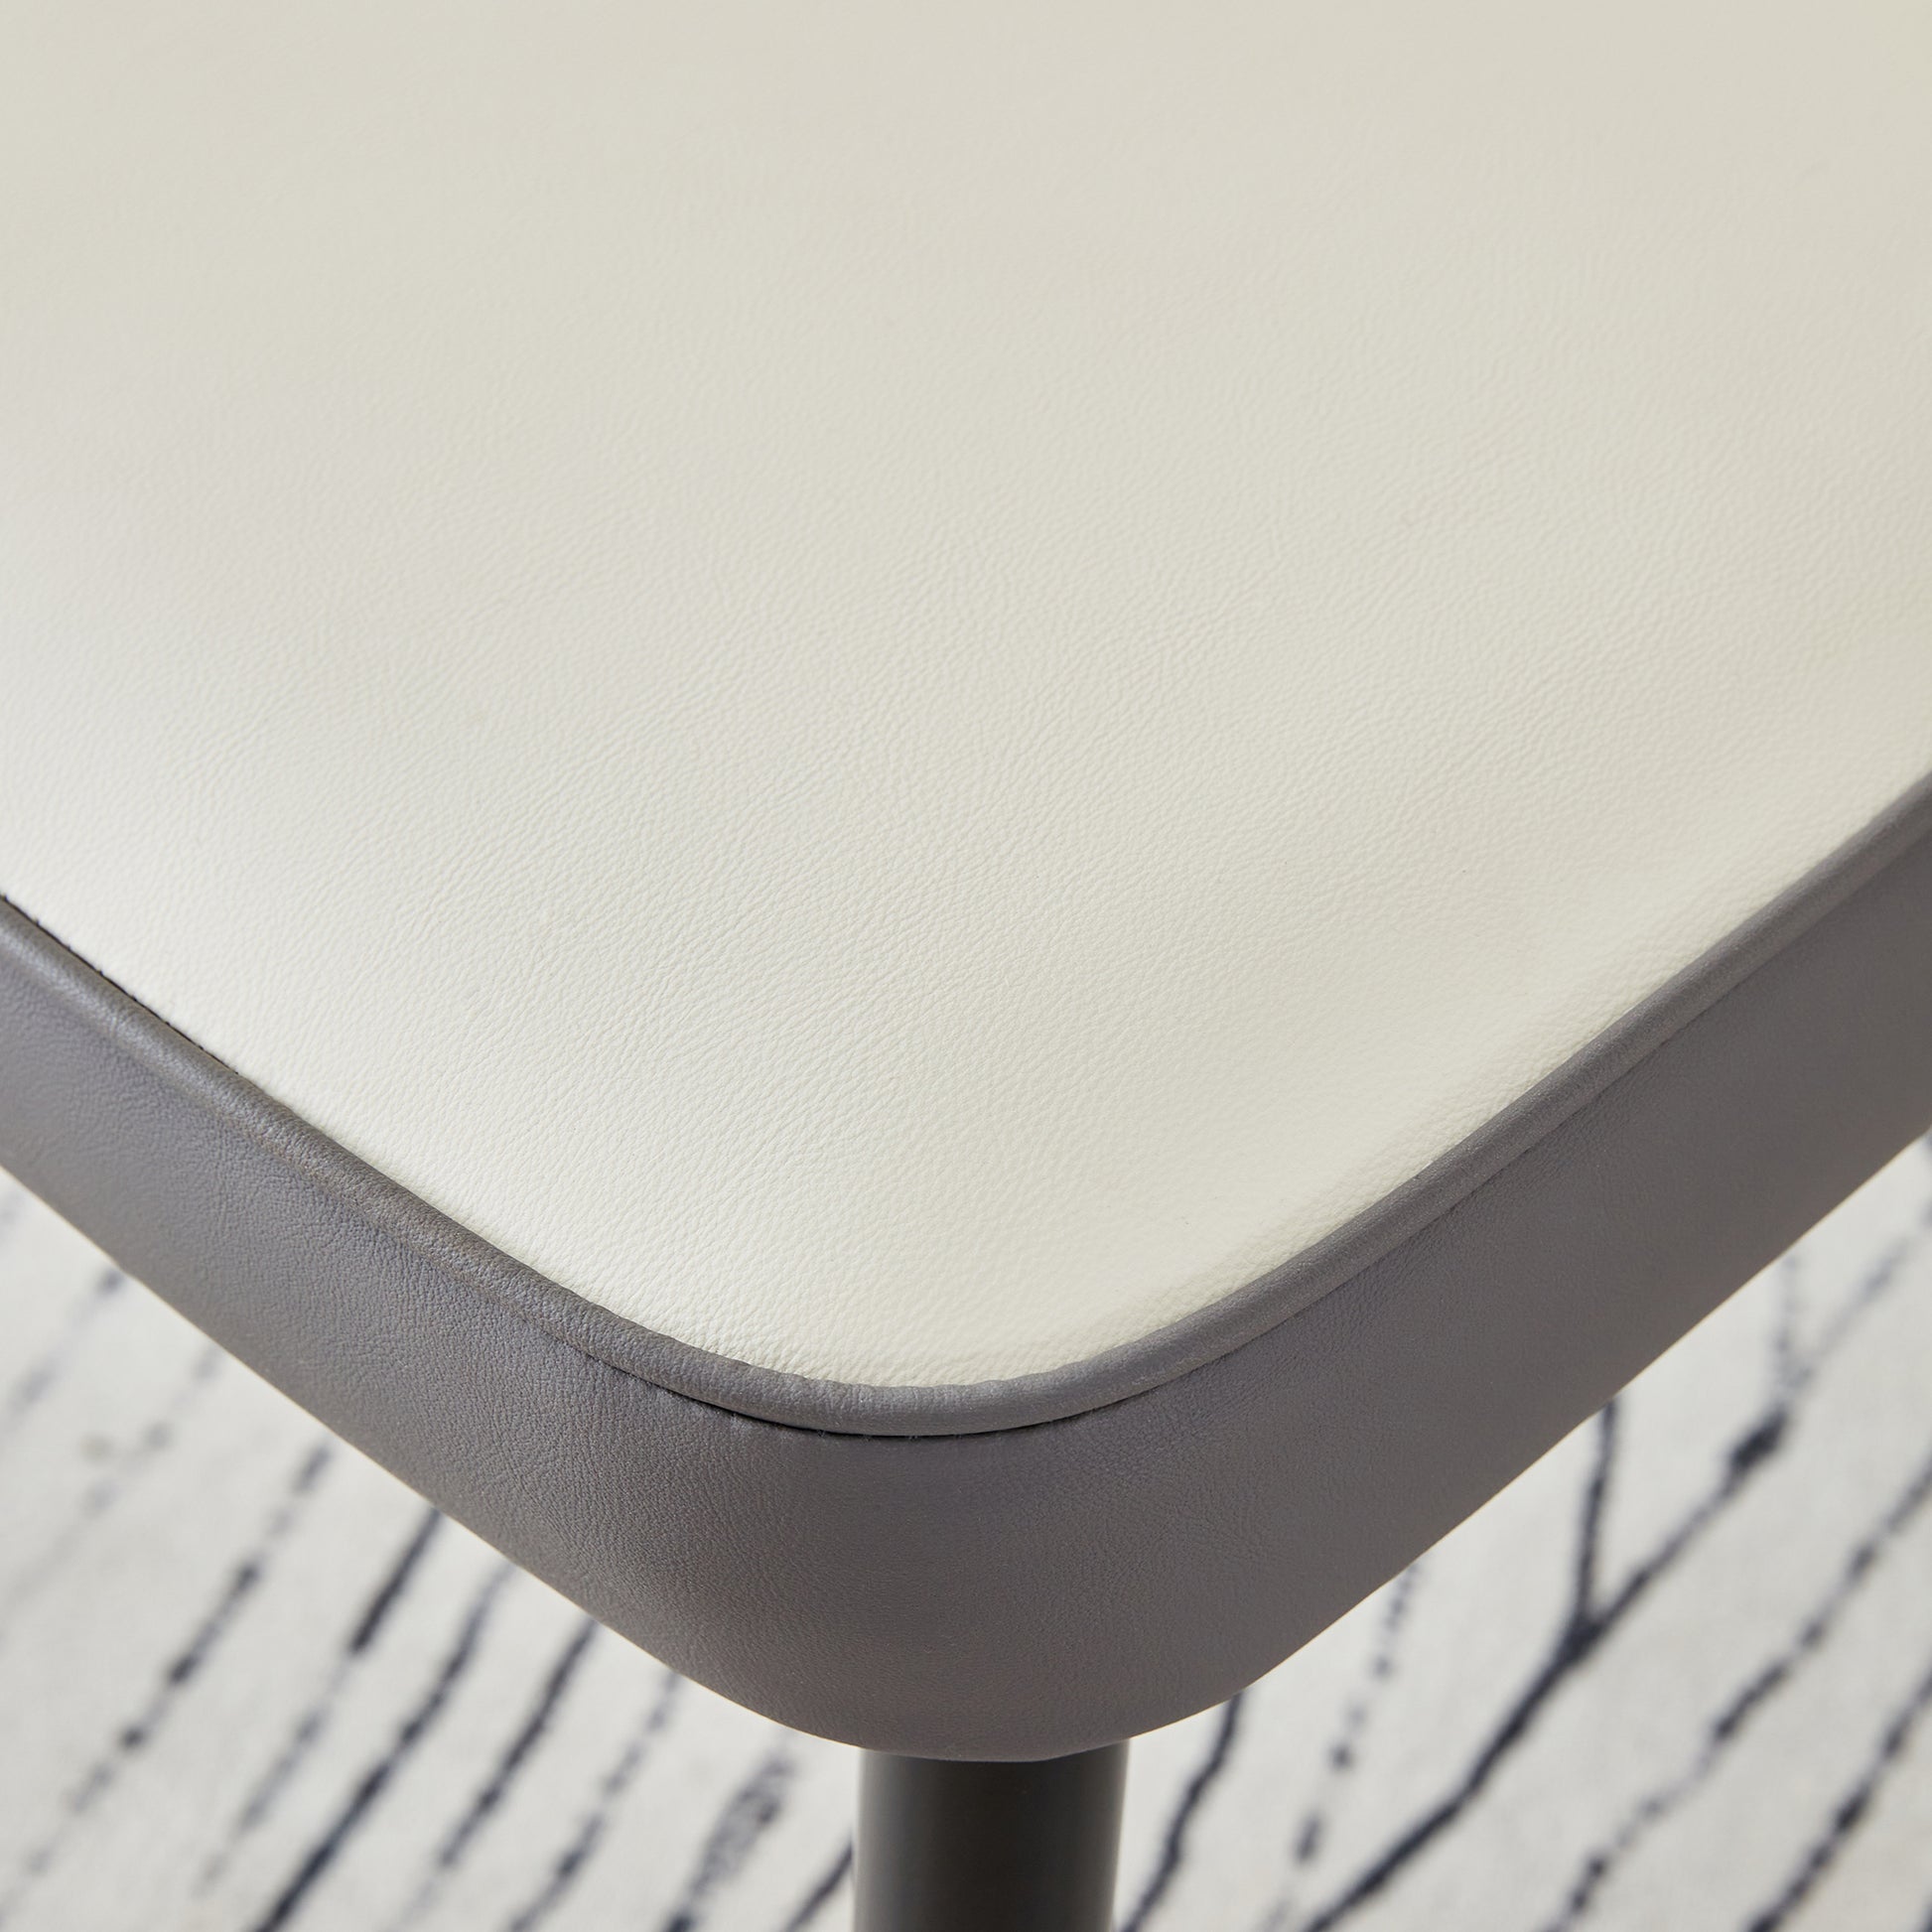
xmin=2 ymin=0 xmax=1929 ymax=1390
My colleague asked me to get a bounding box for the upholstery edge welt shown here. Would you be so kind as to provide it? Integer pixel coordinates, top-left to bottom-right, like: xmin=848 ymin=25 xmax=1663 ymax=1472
xmin=2 ymin=785 xmax=1931 ymax=1752
xmin=1 ymin=765 xmax=1928 ymax=1440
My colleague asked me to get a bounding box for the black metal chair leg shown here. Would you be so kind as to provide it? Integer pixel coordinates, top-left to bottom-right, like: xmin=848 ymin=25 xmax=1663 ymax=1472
xmin=854 ymin=1741 xmax=1129 ymax=1932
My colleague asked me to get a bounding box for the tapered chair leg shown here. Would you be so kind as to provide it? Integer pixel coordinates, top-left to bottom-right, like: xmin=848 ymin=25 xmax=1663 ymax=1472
xmin=854 ymin=1741 xmax=1129 ymax=1932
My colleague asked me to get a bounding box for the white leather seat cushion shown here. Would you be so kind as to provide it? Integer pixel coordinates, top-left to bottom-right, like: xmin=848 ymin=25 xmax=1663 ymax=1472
xmin=2 ymin=0 xmax=1928 ymax=1387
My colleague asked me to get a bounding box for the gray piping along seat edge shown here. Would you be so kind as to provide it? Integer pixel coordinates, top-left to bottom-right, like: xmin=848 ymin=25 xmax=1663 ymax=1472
xmin=1 ymin=772 xmax=1930 ymax=1760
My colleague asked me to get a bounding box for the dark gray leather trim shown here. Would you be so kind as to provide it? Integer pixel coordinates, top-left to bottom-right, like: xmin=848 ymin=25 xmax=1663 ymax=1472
xmin=2 ymin=775 xmax=1930 ymax=1755
xmin=9 ymin=777 xmax=1928 ymax=1443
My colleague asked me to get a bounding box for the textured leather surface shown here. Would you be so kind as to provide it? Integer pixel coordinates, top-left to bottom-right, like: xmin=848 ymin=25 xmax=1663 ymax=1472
xmin=3 ymin=800 xmax=1930 ymax=1757
xmin=4 ymin=0 xmax=1932 ymax=1386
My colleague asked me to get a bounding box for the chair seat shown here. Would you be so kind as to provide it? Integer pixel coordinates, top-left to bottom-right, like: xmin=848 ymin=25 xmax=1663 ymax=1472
xmin=2 ymin=0 xmax=1930 ymax=1757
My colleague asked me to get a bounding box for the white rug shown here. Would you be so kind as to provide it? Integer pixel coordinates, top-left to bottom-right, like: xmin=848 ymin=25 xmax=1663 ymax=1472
xmin=0 ymin=1142 xmax=1929 ymax=1932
